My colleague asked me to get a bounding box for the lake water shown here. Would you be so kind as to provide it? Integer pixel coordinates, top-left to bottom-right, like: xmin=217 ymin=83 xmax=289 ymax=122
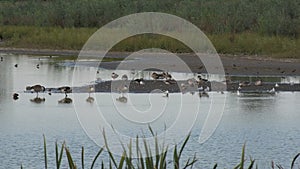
xmin=0 ymin=53 xmax=300 ymax=168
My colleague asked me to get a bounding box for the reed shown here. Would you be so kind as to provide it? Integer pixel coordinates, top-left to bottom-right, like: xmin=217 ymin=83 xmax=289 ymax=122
xmin=32 ymin=132 xmax=300 ymax=169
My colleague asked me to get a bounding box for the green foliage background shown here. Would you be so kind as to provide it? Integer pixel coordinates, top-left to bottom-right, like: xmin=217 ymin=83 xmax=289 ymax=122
xmin=0 ymin=0 xmax=299 ymax=57
xmin=1 ymin=0 xmax=299 ymax=37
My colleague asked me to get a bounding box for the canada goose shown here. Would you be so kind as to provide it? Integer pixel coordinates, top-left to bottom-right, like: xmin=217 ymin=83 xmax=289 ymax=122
xmin=14 ymin=64 xmax=18 ymax=68
xmin=116 ymin=96 xmax=127 ymax=103
xmin=36 ymin=64 xmax=40 ymax=69
xmin=197 ymin=75 xmax=208 ymax=82
xmin=121 ymin=74 xmax=128 ymax=81
xmin=30 ymin=85 xmax=46 ymax=97
xmin=151 ymin=72 xmax=164 ymax=80
xmin=151 ymin=72 xmax=160 ymax=80
xmin=111 ymin=72 xmax=119 ymax=79
xmin=164 ymin=72 xmax=172 ymax=80
xmin=58 ymin=86 xmax=72 ymax=97
xmin=13 ymin=93 xmax=19 ymax=100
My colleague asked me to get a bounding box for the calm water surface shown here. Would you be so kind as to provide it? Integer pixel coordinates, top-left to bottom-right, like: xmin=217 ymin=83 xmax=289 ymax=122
xmin=0 ymin=53 xmax=299 ymax=168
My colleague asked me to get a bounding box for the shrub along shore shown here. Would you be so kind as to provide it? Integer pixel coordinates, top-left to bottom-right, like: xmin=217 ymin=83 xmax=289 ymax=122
xmin=0 ymin=26 xmax=299 ymax=59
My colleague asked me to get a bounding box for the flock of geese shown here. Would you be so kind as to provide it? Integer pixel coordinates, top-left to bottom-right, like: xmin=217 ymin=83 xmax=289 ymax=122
xmin=12 ymin=71 xmax=212 ymax=104
xmin=109 ymin=71 xmax=211 ymax=99
xmin=11 ymin=68 xmax=285 ymax=104
xmin=12 ymin=82 xmax=98 ymax=104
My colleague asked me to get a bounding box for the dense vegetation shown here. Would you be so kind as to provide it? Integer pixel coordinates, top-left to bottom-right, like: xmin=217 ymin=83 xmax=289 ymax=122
xmin=1 ymin=0 xmax=299 ymax=37
xmin=0 ymin=0 xmax=299 ymax=57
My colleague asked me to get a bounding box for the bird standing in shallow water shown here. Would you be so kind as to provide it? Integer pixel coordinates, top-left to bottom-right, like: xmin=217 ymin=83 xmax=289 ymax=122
xmin=58 ymin=86 xmax=72 ymax=97
xmin=86 ymin=86 xmax=95 ymax=103
xmin=29 ymin=85 xmax=46 ymax=97
xmin=13 ymin=93 xmax=19 ymax=100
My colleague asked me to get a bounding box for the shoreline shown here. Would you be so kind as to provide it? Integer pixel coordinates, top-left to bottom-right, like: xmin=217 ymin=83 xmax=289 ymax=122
xmin=1 ymin=47 xmax=300 ymax=76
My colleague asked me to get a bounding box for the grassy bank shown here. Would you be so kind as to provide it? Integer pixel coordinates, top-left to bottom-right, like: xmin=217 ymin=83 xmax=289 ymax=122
xmin=0 ymin=26 xmax=299 ymax=58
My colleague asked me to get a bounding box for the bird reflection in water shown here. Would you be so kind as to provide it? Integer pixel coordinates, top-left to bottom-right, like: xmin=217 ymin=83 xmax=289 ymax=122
xmin=116 ymin=96 xmax=127 ymax=103
xmin=58 ymin=97 xmax=72 ymax=104
xmin=30 ymin=97 xmax=46 ymax=104
xmin=86 ymin=86 xmax=95 ymax=103
xmin=57 ymin=86 xmax=72 ymax=104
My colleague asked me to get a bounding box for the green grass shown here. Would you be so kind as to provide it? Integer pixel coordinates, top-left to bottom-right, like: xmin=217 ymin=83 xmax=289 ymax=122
xmin=28 ymin=132 xmax=300 ymax=169
xmin=0 ymin=26 xmax=299 ymax=58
